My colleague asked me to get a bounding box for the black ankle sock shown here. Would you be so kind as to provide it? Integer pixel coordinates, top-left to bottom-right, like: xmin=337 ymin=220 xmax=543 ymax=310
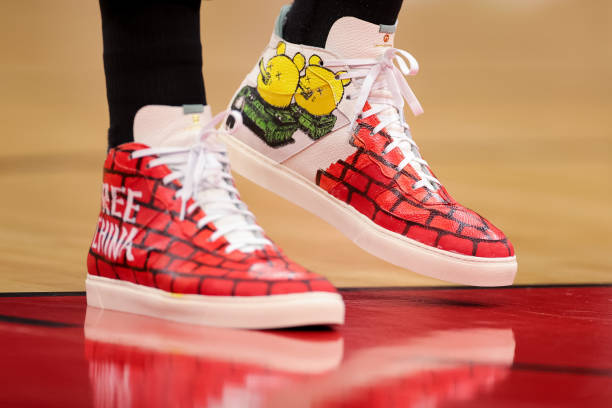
xmin=100 ymin=0 xmax=205 ymax=149
xmin=283 ymin=0 xmax=403 ymax=48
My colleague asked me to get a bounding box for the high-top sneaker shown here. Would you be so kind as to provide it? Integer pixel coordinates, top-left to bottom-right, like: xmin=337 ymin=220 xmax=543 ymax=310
xmin=86 ymin=104 xmax=344 ymax=328
xmin=222 ymin=6 xmax=516 ymax=286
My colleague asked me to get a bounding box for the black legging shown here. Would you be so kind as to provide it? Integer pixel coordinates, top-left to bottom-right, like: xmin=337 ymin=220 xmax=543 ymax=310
xmin=100 ymin=0 xmax=205 ymax=149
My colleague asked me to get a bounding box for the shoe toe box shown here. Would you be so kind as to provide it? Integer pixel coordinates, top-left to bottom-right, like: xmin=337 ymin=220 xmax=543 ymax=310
xmin=400 ymin=205 xmax=514 ymax=258
xmin=431 ymin=206 xmax=514 ymax=258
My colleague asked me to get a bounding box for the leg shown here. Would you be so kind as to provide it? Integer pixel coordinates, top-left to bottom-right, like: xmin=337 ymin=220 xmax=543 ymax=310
xmin=99 ymin=0 xmax=205 ymax=148
xmin=87 ymin=0 xmax=344 ymax=328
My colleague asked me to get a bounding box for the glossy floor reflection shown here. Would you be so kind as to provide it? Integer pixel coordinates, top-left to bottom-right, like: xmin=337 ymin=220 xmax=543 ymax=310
xmin=1 ymin=286 xmax=611 ymax=407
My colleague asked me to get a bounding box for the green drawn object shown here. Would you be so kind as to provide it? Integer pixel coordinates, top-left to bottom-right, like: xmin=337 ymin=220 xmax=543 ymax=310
xmin=293 ymin=105 xmax=337 ymax=140
xmin=230 ymin=85 xmax=339 ymax=147
xmin=231 ymin=86 xmax=298 ymax=147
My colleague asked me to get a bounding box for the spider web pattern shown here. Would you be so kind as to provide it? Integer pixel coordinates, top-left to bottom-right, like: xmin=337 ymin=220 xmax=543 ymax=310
xmin=316 ymin=106 xmax=513 ymax=258
xmin=88 ymin=144 xmax=335 ymax=296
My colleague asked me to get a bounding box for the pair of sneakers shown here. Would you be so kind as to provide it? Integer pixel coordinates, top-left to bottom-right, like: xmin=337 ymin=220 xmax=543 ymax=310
xmin=86 ymin=9 xmax=516 ymax=329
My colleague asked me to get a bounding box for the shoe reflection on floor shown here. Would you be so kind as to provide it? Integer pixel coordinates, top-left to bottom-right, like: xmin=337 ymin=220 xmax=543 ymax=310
xmin=85 ymin=307 xmax=343 ymax=408
xmin=265 ymin=328 xmax=514 ymax=408
xmin=84 ymin=307 xmax=514 ymax=408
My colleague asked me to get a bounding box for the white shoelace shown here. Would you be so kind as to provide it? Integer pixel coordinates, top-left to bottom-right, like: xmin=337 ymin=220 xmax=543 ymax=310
xmin=131 ymin=111 xmax=271 ymax=253
xmin=328 ymin=48 xmax=441 ymax=191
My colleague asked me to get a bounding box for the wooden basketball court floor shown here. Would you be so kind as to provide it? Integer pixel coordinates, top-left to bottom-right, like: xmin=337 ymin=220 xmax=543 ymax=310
xmin=0 ymin=1 xmax=610 ymax=407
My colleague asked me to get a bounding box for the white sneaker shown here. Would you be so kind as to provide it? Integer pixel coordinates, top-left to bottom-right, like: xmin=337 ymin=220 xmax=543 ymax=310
xmin=222 ymin=6 xmax=517 ymax=287
xmin=86 ymin=104 xmax=344 ymax=328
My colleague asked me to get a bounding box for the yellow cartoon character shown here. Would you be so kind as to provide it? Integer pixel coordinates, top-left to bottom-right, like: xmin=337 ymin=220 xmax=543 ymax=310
xmin=295 ymin=55 xmax=352 ymax=116
xmin=257 ymin=42 xmax=305 ymax=108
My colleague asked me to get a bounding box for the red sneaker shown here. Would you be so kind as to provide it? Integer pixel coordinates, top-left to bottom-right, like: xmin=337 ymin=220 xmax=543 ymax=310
xmin=86 ymin=105 xmax=344 ymax=328
xmin=222 ymin=8 xmax=516 ymax=286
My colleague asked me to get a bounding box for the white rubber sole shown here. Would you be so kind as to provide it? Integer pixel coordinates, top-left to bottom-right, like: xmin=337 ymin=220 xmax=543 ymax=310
xmin=86 ymin=275 xmax=345 ymax=329
xmin=220 ymin=133 xmax=517 ymax=287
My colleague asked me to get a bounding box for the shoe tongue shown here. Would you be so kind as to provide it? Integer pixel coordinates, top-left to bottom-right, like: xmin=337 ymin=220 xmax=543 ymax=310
xmin=326 ymin=18 xmax=403 ymax=136
xmin=134 ymin=104 xmax=264 ymax=253
xmin=325 ymin=16 xmax=396 ymax=59
xmin=133 ymin=105 xmax=213 ymax=148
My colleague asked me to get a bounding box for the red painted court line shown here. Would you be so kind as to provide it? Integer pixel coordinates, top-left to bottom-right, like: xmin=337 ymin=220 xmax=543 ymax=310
xmin=0 ymin=286 xmax=610 ymax=407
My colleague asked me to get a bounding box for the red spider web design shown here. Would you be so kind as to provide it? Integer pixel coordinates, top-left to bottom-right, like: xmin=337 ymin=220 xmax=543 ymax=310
xmin=87 ymin=144 xmax=336 ymax=296
xmin=316 ymin=105 xmax=513 ymax=258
